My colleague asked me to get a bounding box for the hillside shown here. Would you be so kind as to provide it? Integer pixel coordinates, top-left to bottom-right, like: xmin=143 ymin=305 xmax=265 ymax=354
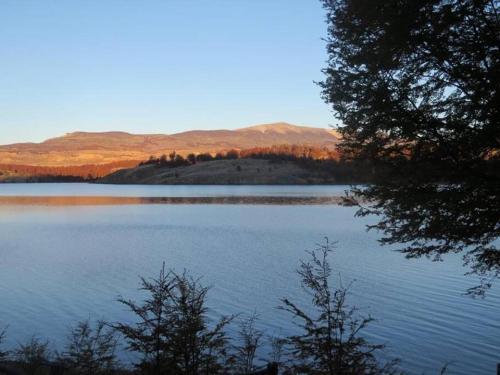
xmin=0 ymin=160 xmax=140 ymax=182
xmin=0 ymin=123 xmax=339 ymax=167
xmin=100 ymin=159 xmax=337 ymax=185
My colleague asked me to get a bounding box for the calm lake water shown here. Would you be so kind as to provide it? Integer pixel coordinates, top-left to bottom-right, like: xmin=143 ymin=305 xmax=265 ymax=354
xmin=0 ymin=183 xmax=499 ymax=374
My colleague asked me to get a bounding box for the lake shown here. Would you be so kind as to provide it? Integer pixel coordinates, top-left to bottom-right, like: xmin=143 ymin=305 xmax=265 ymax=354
xmin=0 ymin=183 xmax=499 ymax=374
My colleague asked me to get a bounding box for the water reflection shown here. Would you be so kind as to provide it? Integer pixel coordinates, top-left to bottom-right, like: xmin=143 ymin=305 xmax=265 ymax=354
xmin=0 ymin=195 xmax=343 ymax=206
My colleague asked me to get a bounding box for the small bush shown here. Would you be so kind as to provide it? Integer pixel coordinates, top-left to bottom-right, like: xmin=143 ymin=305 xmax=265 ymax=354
xmin=114 ymin=264 xmax=233 ymax=375
xmin=14 ymin=336 xmax=52 ymax=375
xmin=0 ymin=326 xmax=8 ymax=361
xmin=62 ymin=319 xmax=118 ymax=375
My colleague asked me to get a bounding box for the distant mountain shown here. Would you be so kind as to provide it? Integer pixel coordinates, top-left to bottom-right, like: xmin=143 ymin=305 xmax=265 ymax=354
xmin=0 ymin=122 xmax=340 ymax=167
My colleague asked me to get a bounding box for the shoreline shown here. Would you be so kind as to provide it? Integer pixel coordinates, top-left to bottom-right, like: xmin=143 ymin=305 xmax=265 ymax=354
xmin=0 ymin=195 xmax=345 ymax=206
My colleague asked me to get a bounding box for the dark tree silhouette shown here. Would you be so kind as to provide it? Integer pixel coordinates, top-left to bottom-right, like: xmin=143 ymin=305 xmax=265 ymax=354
xmin=62 ymin=319 xmax=117 ymax=375
xmin=173 ymin=155 xmax=187 ymax=167
xmin=226 ymin=150 xmax=240 ymax=160
xmin=196 ymin=153 xmax=214 ymax=162
xmin=268 ymin=336 xmax=286 ymax=371
xmin=320 ymin=0 xmax=500 ymax=294
xmin=14 ymin=336 xmax=52 ymax=375
xmin=160 ymin=154 xmax=168 ymax=166
xmin=114 ymin=264 xmax=233 ymax=375
xmin=114 ymin=264 xmax=177 ymax=374
xmin=0 ymin=326 xmax=7 ymax=361
xmin=167 ymin=270 xmax=233 ymax=375
xmin=232 ymin=313 xmax=263 ymax=374
xmin=280 ymin=239 xmax=397 ymax=374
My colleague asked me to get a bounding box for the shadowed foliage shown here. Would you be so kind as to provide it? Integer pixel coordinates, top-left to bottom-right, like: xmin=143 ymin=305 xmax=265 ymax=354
xmin=0 ymin=326 xmax=7 ymax=362
xmin=232 ymin=313 xmax=264 ymax=374
xmin=61 ymin=320 xmax=117 ymax=375
xmin=280 ymin=239 xmax=398 ymax=374
xmin=113 ymin=264 xmax=233 ymax=375
xmin=320 ymin=0 xmax=500 ymax=294
xmin=14 ymin=337 xmax=52 ymax=375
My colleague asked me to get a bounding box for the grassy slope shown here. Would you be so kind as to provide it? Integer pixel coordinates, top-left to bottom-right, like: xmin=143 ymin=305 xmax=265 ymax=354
xmin=100 ymin=159 xmax=336 ymax=185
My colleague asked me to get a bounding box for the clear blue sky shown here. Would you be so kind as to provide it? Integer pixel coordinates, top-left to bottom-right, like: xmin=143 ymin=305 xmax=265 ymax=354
xmin=0 ymin=0 xmax=334 ymax=144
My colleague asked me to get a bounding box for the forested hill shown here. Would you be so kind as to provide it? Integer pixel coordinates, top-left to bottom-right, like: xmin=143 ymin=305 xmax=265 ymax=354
xmin=100 ymin=148 xmax=374 ymax=185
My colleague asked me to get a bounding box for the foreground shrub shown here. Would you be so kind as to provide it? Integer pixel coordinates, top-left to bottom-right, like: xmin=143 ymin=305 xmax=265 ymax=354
xmin=114 ymin=264 xmax=233 ymax=375
xmin=280 ymin=239 xmax=398 ymax=375
xmin=14 ymin=336 xmax=52 ymax=375
xmin=61 ymin=319 xmax=118 ymax=375
xmin=232 ymin=313 xmax=263 ymax=373
xmin=0 ymin=326 xmax=7 ymax=361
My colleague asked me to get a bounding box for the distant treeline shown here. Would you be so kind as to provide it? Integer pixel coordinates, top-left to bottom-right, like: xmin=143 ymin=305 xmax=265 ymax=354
xmin=139 ymin=145 xmax=376 ymax=183
xmin=140 ymin=145 xmax=339 ymax=167
xmin=0 ymin=160 xmax=140 ymax=180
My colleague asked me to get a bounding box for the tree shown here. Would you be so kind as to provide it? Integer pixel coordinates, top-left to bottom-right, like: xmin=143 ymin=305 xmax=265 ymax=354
xmin=14 ymin=336 xmax=52 ymax=375
xmin=0 ymin=326 xmax=7 ymax=361
xmin=214 ymin=152 xmax=225 ymax=160
xmin=232 ymin=313 xmax=263 ymax=374
xmin=168 ymin=271 xmax=233 ymax=375
xmin=114 ymin=264 xmax=233 ymax=375
xmin=160 ymin=154 xmax=168 ymax=166
xmin=114 ymin=264 xmax=177 ymax=374
xmin=280 ymin=239 xmax=397 ymax=374
xmin=226 ymin=150 xmax=240 ymax=160
xmin=62 ymin=319 xmax=118 ymax=375
xmin=320 ymin=0 xmax=500 ymax=294
xmin=173 ymin=155 xmax=188 ymax=167
xmin=187 ymin=153 xmax=197 ymax=165
xmin=268 ymin=335 xmax=286 ymax=370
xmin=196 ymin=153 xmax=214 ymax=162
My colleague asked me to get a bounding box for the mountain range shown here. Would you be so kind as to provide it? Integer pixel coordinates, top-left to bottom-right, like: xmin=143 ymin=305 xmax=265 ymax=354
xmin=0 ymin=123 xmax=340 ymax=167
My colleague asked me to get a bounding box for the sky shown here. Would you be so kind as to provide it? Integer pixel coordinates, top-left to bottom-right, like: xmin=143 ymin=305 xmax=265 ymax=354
xmin=0 ymin=0 xmax=335 ymax=144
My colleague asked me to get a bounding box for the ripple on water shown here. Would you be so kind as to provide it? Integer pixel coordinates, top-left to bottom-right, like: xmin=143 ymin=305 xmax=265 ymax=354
xmin=0 ymin=186 xmax=499 ymax=375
